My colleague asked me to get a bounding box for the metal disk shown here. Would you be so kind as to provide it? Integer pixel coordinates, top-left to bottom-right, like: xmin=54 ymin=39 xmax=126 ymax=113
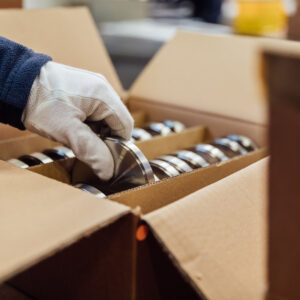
xmin=7 ymin=158 xmax=29 ymax=169
xmin=74 ymin=183 xmax=106 ymax=199
xmin=43 ymin=146 xmax=75 ymax=160
xmin=18 ymin=153 xmax=53 ymax=166
xmin=213 ymin=138 xmax=248 ymax=157
xmin=163 ymin=120 xmax=186 ymax=133
xmin=158 ymin=155 xmax=193 ymax=173
xmin=172 ymin=150 xmax=210 ymax=168
xmin=146 ymin=122 xmax=172 ymax=136
xmin=193 ymin=144 xmax=229 ymax=162
xmin=226 ymin=135 xmax=258 ymax=152
xmin=104 ymin=137 xmax=155 ymax=193
xmin=150 ymin=159 xmax=180 ymax=179
xmin=132 ymin=128 xmax=153 ymax=142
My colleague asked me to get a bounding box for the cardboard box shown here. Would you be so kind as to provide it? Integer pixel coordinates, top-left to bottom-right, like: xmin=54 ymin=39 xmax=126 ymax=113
xmin=0 ymin=6 xmax=297 ymax=300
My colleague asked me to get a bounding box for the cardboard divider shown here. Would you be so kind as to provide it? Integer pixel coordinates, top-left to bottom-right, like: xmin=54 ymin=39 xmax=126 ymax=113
xmin=26 ymin=125 xmax=266 ymax=215
xmin=0 ymin=124 xmax=32 ymax=141
xmin=28 ymin=125 xmax=206 ymax=185
xmin=111 ymin=148 xmax=267 ymax=214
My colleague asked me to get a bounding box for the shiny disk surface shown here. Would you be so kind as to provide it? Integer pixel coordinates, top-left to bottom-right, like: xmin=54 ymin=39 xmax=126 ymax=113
xmin=74 ymin=183 xmax=106 ymax=199
xmin=172 ymin=150 xmax=210 ymax=168
xmin=194 ymin=144 xmax=229 ymax=162
xmin=226 ymin=134 xmax=258 ymax=152
xmin=150 ymin=159 xmax=180 ymax=179
xmin=158 ymin=155 xmax=193 ymax=173
xmin=104 ymin=137 xmax=155 ymax=193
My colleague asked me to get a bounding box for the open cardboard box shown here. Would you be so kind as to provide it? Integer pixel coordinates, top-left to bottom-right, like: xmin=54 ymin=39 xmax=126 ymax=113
xmin=0 ymin=6 xmax=298 ymax=300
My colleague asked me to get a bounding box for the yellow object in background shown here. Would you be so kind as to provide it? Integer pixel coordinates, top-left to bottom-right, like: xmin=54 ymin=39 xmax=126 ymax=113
xmin=234 ymin=0 xmax=287 ymax=36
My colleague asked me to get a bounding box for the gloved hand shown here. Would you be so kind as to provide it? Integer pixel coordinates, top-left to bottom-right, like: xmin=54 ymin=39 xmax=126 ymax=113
xmin=22 ymin=61 xmax=133 ymax=180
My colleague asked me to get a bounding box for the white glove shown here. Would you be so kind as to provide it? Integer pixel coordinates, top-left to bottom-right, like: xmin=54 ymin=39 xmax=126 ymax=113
xmin=22 ymin=61 xmax=133 ymax=180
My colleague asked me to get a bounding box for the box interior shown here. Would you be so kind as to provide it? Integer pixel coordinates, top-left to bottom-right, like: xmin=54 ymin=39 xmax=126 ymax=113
xmin=0 ymin=7 xmax=289 ymax=300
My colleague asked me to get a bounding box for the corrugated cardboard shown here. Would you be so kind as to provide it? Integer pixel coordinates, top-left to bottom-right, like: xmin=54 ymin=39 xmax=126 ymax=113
xmin=143 ymin=158 xmax=268 ymax=300
xmin=0 ymin=7 xmax=285 ymax=300
xmin=0 ymin=161 xmax=137 ymax=300
xmin=0 ymin=161 xmax=131 ymax=282
xmin=0 ymin=7 xmax=122 ymax=96
xmin=128 ymin=32 xmax=300 ymax=146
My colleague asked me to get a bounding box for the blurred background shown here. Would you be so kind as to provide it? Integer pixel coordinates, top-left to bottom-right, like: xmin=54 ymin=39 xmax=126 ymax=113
xmin=2 ymin=0 xmax=298 ymax=88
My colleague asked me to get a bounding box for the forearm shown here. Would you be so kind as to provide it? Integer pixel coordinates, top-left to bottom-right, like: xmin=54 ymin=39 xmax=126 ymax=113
xmin=0 ymin=37 xmax=51 ymax=129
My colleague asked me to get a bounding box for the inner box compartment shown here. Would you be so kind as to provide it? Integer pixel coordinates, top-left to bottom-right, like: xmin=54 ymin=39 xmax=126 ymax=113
xmin=25 ymin=104 xmax=266 ymax=214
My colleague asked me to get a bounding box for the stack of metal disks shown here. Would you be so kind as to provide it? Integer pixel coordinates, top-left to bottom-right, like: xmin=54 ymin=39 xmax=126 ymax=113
xmin=149 ymin=134 xmax=258 ymax=180
xmin=7 ymin=146 xmax=75 ymax=169
xmin=5 ymin=127 xmax=258 ymax=197
xmin=131 ymin=120 xmax=186 ymax=142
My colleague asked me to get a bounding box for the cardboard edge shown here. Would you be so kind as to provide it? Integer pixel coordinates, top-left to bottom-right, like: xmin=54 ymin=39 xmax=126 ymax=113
xmin=110 ymin=148 xmax=267 ymax=213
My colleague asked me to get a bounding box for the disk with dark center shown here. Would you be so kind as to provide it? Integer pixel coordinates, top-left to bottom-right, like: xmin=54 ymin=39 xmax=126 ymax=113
xmin=213 ymin=138 xmax=248 ymax=158
xmin=43 ymin=146 xmax=75 ymax=160
xmin=74 ymin=183 xmax=106 ymax=199
xmin=7 ymin=158 xmax=29 ymax=168
xmin=226 ymin=135 xmax=258 ymax=152
xmin=104 ymin=137 xmax=155 ymax=193
xmin=18 ymin=153 xmax=53 ymax=166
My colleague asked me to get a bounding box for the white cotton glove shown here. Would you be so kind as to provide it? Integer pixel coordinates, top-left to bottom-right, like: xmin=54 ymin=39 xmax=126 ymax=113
xmin=22 ymin=61 xmax=134 ymax=181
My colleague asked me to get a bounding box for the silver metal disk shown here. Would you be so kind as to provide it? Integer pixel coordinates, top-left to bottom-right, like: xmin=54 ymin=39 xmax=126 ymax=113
xmin=163 ymin=120 xmax=186 ymax=133
xmin=213 ymin=138 xmax=248 ymax=156
xmin=74 ymin=183 xmax=106 ymax=199
xmin=226 ymin=135 xmax=258 ymax=152
xmin=172 ymin=150 xmax=210 ymax=168
xmin=30 ymin=152 xmax=54 ymax=164
xmin=7 ymin=158 xmax=29 ymax=169
xmin=194 ymin=144 xmax=229 ymax=162
xmin=150 ymin=159 xmax=180 ymax=179
xmin=132 ymin=128 xmax=152 ymax=142
xmin=146 ymin=122 xmax=172 ymax=136
xmin=158 ymin=155 xmax=193 ymax=173
xmin=104 ymin=137 xmax=155 ymax=193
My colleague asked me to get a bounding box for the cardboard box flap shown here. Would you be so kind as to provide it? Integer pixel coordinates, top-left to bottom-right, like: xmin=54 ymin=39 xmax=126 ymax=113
xmin=0 ymin=161 xmax=130 ymax=283
xmin=130 ymin=31 xmax=300 ymax=125
xmin=0 ymin=7 xmax=123 ymax=96
xmin=143 ymin=158 xmax=268 ymax=300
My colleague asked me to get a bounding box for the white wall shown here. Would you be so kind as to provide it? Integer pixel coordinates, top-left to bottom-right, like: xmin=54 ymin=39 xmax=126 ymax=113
xmin=23 ymin=0 xmax=88 ymax=9
xmin=23 ymin=0 xmax=150 ymax=22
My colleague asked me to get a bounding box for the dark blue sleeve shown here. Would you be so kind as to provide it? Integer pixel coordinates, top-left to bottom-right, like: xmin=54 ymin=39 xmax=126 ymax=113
xmin=0 ymin=37 xmax=51 ymax=130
